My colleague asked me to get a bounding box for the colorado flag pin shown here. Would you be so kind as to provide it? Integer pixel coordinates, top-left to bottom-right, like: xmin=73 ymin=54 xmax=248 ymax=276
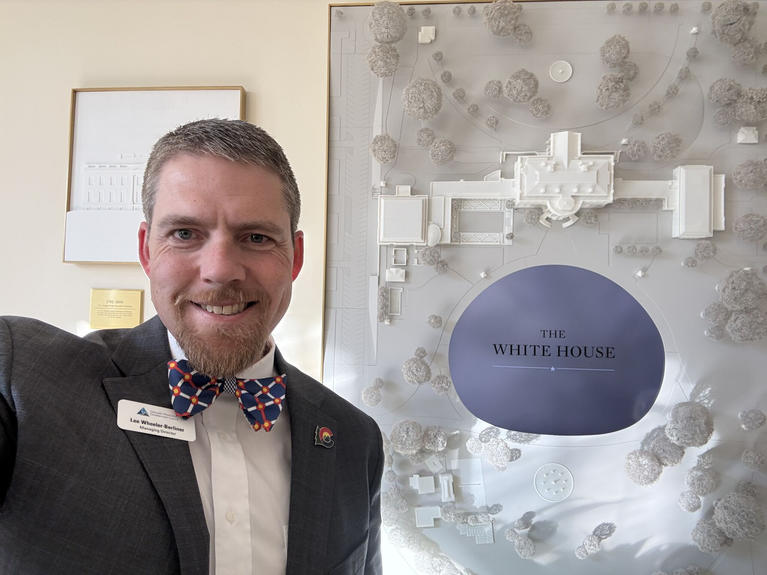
xmin=314 ymin=425 xmax=335 ymax=448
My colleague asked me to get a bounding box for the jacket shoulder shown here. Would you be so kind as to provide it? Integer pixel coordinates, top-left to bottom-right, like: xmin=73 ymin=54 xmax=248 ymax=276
xmin=0 ymin=316 xmax=134 ymax=359
xmin=84 ymin=325 xmax=134 ymax=351
xmin=1 ymin=316 xmax=92 ymax=347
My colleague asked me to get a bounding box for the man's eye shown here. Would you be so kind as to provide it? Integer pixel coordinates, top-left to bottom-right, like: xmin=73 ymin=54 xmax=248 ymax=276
xmin=174 ymin=229 xmax=193 ymax=240
xmin=249 ymin=233 xmax=266 ymax=244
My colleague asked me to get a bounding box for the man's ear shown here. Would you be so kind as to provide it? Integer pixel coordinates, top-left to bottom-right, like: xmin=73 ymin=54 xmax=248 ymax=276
xmin=291 ymin=230 xmax=304 ymax=281
xmin=138 ymin=222 xmax=152 ymax=277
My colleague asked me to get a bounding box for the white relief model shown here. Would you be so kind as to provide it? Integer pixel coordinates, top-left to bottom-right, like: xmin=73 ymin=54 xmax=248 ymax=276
xmin=378 ymin=130 xmax=725 ymax=248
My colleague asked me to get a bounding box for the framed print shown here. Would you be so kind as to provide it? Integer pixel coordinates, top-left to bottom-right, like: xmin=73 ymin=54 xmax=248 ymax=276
xmin=64 ymin=86 xmax=245 ymax=263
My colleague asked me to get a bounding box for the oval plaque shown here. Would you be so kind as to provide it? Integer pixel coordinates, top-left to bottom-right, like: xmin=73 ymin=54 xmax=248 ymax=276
xmin=449 ymin=265 xmax=665 ymax=435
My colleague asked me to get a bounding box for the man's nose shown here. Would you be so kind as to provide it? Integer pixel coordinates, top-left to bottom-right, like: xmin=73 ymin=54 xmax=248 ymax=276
xmin=199 ymin=237 xmax=246 ymax=284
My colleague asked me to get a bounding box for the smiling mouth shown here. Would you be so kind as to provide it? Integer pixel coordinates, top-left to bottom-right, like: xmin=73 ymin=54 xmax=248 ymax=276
xmin=193 ymin=302 xmax=254 ymax=316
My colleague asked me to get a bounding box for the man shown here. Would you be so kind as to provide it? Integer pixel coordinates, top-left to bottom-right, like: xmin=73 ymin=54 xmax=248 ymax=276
xmin=0 ymin=119 xmax=383 ymax=575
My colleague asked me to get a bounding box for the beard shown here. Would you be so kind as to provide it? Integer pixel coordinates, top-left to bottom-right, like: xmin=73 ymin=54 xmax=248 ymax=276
xmin=171 ymin=286 xmax=272 ymax=378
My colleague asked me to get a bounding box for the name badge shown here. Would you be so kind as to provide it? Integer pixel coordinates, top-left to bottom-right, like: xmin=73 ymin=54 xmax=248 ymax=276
xmin=117 ymin=399 xmax=196 ymax=441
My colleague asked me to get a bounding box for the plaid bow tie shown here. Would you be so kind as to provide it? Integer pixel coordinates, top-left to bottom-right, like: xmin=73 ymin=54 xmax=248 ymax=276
xmin=168 ymin=359 xmax=286 ymax=432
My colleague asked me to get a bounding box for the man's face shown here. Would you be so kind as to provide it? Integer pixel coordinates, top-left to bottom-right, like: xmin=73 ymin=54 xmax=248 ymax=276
xmin=138 ymin=153 xmax=303 ymax=377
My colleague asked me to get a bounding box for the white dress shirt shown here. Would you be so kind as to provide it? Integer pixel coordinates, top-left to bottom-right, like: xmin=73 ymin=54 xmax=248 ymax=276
xmin=168 ymin=334 xmax=292 ymax=575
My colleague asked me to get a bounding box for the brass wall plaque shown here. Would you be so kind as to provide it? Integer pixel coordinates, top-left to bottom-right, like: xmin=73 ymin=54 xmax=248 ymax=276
xmin=90 ymin=289 xmax=143 ymax=329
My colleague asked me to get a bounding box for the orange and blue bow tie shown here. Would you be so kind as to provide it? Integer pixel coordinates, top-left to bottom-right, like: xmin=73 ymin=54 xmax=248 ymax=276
xmin=168 ymin=359 xmax=286 ymax=432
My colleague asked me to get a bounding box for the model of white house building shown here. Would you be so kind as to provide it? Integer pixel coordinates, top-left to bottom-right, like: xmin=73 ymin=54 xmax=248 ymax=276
xmin=377 ymin=131 xmax=725 ymax=248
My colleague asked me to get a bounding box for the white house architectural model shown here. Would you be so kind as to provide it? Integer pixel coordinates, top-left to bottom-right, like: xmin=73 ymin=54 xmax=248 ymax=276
xmin=329 ymin=2 xmax=767 ymax=573
xmin=378 ymin=131 xmax=725 ymax=249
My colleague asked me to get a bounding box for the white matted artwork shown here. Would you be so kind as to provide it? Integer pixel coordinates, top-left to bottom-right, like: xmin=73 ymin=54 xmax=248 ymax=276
xmin=65 ymin=86 xmax=245 ymax=263
xmin=324 ymin=2 xmax=767 ymax=574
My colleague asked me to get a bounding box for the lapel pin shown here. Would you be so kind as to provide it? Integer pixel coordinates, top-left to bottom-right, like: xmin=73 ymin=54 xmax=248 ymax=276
xmin=314 ymin=426 xmax=335 ymax=448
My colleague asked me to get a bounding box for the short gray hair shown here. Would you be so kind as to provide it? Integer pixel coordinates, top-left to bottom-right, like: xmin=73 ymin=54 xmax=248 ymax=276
xmin=142 ymin=119 xmax=301 ymax=233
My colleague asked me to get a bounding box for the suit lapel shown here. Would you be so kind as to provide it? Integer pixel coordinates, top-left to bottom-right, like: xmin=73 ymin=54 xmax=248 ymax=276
xmin=101 ymin=317 xmax=209 ymax=575
xmin=280 ymin=353 xmax=338 ymax=575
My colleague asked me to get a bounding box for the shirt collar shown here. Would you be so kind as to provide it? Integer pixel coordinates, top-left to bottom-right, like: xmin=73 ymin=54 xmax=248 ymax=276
xmin=167 ymin=331 xmax=277 ymax=380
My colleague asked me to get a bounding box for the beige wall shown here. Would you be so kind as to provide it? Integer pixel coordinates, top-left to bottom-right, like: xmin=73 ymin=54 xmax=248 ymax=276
xmin=0 ymin=0 xmax=353 ymax=379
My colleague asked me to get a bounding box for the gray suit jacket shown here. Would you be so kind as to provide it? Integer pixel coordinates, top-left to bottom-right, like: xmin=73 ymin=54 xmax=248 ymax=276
xmin=0 ymin=316 xmax=383 ymax=575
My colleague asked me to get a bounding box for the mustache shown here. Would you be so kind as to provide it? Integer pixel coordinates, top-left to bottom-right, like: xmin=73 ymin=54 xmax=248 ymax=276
xmin=174 ymin=286 xmax=269 ymax=307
